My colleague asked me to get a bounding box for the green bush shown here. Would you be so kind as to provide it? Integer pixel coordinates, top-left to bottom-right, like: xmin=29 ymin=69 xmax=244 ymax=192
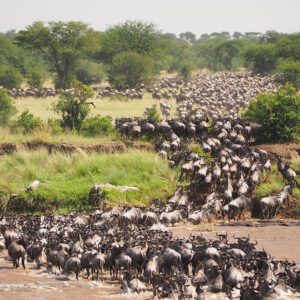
xmin=0 ymin=65 xmax=23 ymax=89
xmin=0 ymin=89 xmax=17 ymax=126
xmin=145 ymin=106 xmax=160 ymax=123
xmin=13 ymin=110 xmax=42 ymax=133
xmin=27 ymin=69 xmax=44 ymax=89
xmin=53 ymin=82 xmax=94 ymax=130
xmin=243 ymin=84 xmax=300 ymax=142
xmin=80 ymin=115 xmax=115 ymax=136
xmin=75 ymin=60 xmax=104 ymax=85
xmin=47 ymin=118 xmax=63 ymax=135
xmin=108 ymin=51 xmax=154 ymax=90
xmin=275 ymin=59 xmax=300 ymax=90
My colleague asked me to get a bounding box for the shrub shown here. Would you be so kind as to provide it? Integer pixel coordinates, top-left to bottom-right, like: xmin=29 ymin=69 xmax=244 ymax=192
xmin=243 ymin=84 xmax=300 ymax=142
xmin=27 ymin=69 xmax=44 ymax=89
xmin=0 ymin=89 xmax=17 ymax=126
xmin=107 ymin=51 xmax=154 ymax=90
xmin=80 ymin=115 xmax=115 ymax=136
xmin=53 ymin=82 xmax=94 ymax=130
xmin=275 ymin=59 xmax=300 ymax=90
xmin=13 ymin=110 xmax=42 ymax=133
xmin=0 ymin=65 xmax=23 ymax=89
xmin=75 ymin=60 xmax=104 ymax=85
xmin=145 ymin=106 xmax=160 ymax=123
xmin=47 ymin=118 xmax=63 ymax=135
xmin=178 ymin=61 xmax=195 ymax=82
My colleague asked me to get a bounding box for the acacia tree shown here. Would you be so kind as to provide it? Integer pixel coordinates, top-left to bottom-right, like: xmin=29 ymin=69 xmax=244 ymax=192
xmin=196 ymin=41 xmax=219 ymax=72
xmin=216 ymin=40 xmax=242 ymax=70
xmin=179 ymin=32 xmax=196 ymax=44
xmin=16 ymin=21 xmax=90 ymax=89
xmin=96 ymin=20 xmax=163 ymax=63
xmin=179 ymin=61 xmax=195 ymax=82
xmin=243 ymin=44 xmax=277 ymax=74
xmin=97 ymin=21 xmax=162 ymax=89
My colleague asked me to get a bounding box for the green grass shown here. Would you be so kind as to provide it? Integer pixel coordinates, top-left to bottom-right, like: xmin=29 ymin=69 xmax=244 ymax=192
xmin=188 ymin=142 xmax=215 ymax=163
xmin=1 ymin=92 xmax=177 ymax=144
xmin=13 ymin=93 xmax=177 ymax=121
xmin=0 ymin=126 xmax=121 ymax=144
xmin=0 ymin=150 xmax=178 ymax=213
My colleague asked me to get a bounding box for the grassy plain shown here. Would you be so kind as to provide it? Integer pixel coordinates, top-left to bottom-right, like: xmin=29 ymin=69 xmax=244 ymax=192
xmin=12 ymin=93 xmax=177 ymax=121
xmin=0 ymin=150 xmax=178 ymax=213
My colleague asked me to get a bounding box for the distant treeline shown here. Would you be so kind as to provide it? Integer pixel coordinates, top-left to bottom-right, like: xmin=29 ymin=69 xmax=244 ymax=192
xmin=0 ymin=21 xmax=299 ymax=90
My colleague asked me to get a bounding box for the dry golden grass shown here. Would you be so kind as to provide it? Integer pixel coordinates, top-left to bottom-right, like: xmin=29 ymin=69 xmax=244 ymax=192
xmin=13 ymin=93 xmax=177 ymax=121
xmin=0 ymin=126 xmax=120 ymax=144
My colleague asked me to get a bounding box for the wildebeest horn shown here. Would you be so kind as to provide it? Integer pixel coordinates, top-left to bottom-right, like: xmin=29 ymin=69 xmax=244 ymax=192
xmin=251 ymin=240 xmax=257 ymax=245
xmin=263 ymin=247 xmax=271 ymax=260
xmin=233 ymin=233 xmax=238 ymax=239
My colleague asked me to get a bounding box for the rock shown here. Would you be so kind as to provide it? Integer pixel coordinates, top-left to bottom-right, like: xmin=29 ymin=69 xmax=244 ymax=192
xmin=27 ymin=180 xmax=40 ymax=191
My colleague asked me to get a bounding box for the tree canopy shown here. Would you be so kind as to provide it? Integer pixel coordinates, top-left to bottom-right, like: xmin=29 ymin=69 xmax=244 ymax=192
xmin=16 ymin=21 xmax=90 ymax=89
xmin=96 ymin=20 xmax=163 ymax=63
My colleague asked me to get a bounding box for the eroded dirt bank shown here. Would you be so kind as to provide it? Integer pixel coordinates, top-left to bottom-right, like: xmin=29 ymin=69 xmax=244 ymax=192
xmin=250 ymin=142 xmax=300 ymax=160
xmin=0 ymin=223 xmax=300 ymax=299
xmin=0 ymin=141 xmax=299 ymax=159
xmin=0 ymin=141 xmax=154 ymax=156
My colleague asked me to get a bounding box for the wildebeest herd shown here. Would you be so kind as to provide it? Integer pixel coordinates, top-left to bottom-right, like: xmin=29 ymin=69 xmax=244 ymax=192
xmin=1 ymin=71 xmax=299 ymax=299
xmin=1 ymin=210 xmax=300 ymax=299
xmin=115 ymin=73 xmax=297 ymax=224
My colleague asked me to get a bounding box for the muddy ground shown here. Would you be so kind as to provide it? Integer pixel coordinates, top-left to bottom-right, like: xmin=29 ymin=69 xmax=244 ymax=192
xmin=0 ymin=221 xmax=300 ymax=300
xmin=249 ymin=142 xmax=300 ymax=160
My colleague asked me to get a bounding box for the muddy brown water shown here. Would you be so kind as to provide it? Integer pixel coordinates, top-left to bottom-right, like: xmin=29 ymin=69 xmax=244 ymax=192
xmin=0 ymin=223 xmax=300 ymax=299
xmin=171 ymin=223 xmax=300 ymax=266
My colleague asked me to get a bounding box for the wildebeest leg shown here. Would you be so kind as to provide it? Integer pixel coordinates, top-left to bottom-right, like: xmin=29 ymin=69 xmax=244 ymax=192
xmin=22 ymin=256 xmax=25 ymax=269
xmin=179 ymin=171 xmax=183 ymax=181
